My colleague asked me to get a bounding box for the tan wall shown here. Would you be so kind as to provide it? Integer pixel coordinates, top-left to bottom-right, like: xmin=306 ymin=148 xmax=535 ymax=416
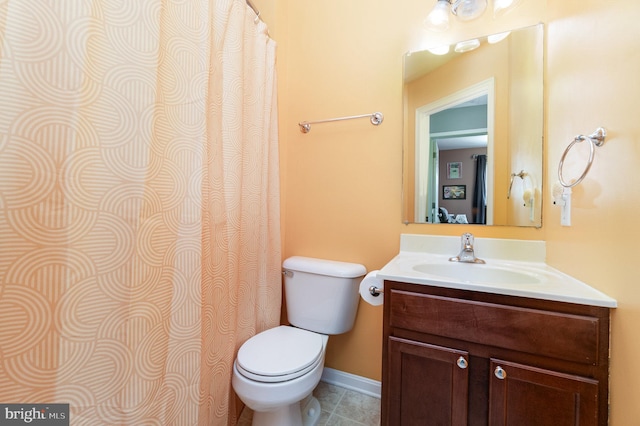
xmin=544 ymin=2 xmax=640 ymax=424
xmin=270 ymin=0 xmax=640 ymax=423
xmin=507 ymin=25 xmax=544 ymax=226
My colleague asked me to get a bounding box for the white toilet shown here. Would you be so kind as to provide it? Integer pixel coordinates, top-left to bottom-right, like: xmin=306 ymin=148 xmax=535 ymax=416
xmin=232 ymin=256 xmax=366 ymax=426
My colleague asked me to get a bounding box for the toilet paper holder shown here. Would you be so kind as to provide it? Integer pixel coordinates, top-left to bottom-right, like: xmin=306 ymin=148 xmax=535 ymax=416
xmin=369 ymin=286 xmax=383 ymax=297
xmin=360 ymin=270 xmax=384 ymax=306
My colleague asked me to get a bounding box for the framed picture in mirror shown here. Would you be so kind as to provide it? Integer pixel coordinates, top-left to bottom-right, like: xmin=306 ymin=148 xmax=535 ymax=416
xmin=443 ymin=185 xmax=466 ymax=200
xmin=447 ymin=162 xmax=462 ymax=179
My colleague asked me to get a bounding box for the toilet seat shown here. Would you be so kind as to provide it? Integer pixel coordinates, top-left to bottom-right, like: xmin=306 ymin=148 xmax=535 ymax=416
xmin=236 ymin=326 xmax=324 ymax=383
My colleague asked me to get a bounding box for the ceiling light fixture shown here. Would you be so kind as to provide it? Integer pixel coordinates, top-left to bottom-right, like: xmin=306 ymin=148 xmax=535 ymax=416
xmin=493 ymin=0 xmax=524 ymax=17
xmin=454 ymin=39 xmax=480 ymax=52
xmin=451 ymin=0 xmax=487 ymax=21
xmin=424 ymin=0 xmax=452 ymax=32
xmin=424 ymin=0 xmax=523 ymax=32
xmin=427 ymin=45 xmax=451 ymax=55
xmin=487 ymin=31 xmax=511 ymax=43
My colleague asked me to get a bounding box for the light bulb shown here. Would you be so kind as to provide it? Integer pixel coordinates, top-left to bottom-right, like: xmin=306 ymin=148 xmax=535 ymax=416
xmin=493 ymin=0 xmax=523 ymax=17
xmin=454 ymin=39 xmax=480 ymax=53
xmin=451 ymin=0 xmax=487 ymax=21
xmin=427 ymin=45 xmax=450 ymax=55
xmin=487 ymin=31 xmax=510 ymax=44
xmin=424 ymin=0 xmax=451 ymax=32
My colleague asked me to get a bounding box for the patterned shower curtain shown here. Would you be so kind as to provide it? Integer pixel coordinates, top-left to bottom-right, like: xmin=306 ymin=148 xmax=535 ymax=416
xmin=0 ymin=0 xmax=281 ymax=424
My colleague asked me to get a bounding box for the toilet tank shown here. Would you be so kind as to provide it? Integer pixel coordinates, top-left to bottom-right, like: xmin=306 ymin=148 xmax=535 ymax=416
xmin=282 ymin=256 xmax=367 ymax=335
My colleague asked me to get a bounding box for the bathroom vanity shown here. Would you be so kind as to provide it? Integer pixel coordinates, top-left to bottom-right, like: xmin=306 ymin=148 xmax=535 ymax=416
xmin=378 ymin=235 xmax=616 ymax=426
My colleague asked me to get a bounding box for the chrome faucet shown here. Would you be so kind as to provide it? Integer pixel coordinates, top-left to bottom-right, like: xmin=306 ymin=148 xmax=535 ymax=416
xmin=449 ymin=233 xmax=485 ymax=264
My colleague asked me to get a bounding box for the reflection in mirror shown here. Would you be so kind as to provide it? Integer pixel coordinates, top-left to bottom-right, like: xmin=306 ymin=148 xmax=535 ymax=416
xmin=402 ymin=24 xmax=543 ymax=227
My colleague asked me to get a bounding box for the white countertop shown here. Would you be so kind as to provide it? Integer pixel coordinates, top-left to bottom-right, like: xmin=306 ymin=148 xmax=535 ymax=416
xmin=377 ymin=235 xmax=617 ymax=308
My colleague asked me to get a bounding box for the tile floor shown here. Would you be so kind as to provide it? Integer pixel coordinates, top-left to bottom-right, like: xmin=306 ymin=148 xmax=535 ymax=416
xmin=237 ymin=381 xmax=381 ymax=426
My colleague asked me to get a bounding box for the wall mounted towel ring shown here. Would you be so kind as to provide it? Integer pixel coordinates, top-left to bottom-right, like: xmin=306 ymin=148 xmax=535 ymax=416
xmin=558 ymin=127 xmax=606 ymax=188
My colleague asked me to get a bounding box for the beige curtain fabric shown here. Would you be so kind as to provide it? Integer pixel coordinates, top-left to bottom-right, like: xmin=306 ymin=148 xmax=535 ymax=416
xmin=0 ymin=0 xmax=281 ymax=425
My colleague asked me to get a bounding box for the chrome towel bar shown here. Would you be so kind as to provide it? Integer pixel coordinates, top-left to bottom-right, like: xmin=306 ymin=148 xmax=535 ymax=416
xmin=298 ymin=112 xmax=384 ymax=133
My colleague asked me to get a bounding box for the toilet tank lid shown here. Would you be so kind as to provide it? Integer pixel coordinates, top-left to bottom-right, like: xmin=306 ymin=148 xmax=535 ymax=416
xmin=283 ymin=256 xmax=366 ymax=278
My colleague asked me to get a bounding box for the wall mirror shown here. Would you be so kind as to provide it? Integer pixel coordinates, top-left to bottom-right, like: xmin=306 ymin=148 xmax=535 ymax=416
xmin=402 ymin=23 xmax=543 ymax=227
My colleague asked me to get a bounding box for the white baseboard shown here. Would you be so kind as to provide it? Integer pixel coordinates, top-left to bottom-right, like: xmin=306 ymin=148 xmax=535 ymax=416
xmin=320 ymin=367 xmax=381 ymax=399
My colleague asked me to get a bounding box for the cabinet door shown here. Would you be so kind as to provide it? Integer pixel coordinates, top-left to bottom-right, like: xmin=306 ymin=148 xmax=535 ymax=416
xmin=387 ymin=337 xmax=469 ymax=426
xmin=489 ymin=359 xmax=599 ymax=426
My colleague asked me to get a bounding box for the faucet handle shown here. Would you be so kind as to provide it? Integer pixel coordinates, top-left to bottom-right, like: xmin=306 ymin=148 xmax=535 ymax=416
xmin=461 ymin=232 xmax=474 ymax=248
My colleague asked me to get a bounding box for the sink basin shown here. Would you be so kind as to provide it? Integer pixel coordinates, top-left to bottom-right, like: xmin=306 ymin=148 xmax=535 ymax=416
xmin=376 ymin=235 xmax=618 ymax=307
xmin=412 ymin=263 xmax=541 ymax=285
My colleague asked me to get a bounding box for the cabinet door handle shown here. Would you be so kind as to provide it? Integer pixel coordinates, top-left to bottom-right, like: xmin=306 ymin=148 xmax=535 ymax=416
xmin=494 ymin=366 xmax=507 ymax=380
xmin=456 ymin=356 xmax=468 ymax=369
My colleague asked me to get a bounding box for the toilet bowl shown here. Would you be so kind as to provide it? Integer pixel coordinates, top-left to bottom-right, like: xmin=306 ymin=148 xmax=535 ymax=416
xmin=232 ymin=326 xmax=327 ymax=426
xmin=232 ymin=256 xmax=366 ymax=426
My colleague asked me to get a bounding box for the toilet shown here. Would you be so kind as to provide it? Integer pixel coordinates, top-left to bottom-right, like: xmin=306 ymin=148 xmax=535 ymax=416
xmin=232 ymin=256 xmax=366 ymax=426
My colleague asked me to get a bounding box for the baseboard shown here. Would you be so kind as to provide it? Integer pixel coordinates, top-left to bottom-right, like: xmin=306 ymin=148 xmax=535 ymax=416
xmin=320 ymin=367 xmax=381 ymax=399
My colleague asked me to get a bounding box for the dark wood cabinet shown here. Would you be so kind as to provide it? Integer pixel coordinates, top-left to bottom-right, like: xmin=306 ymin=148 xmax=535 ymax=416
xmin=488 ymin=358 xmax=599 ymax=426
xmin=388 ymin=337 xmax=469 ymax=425
xmin=381 ymin=281 xmax=611 ymax=426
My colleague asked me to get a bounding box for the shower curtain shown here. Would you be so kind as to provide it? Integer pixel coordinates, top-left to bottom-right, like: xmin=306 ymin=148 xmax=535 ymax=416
xmin=0 ymin=0 xmax=281 ymax=425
